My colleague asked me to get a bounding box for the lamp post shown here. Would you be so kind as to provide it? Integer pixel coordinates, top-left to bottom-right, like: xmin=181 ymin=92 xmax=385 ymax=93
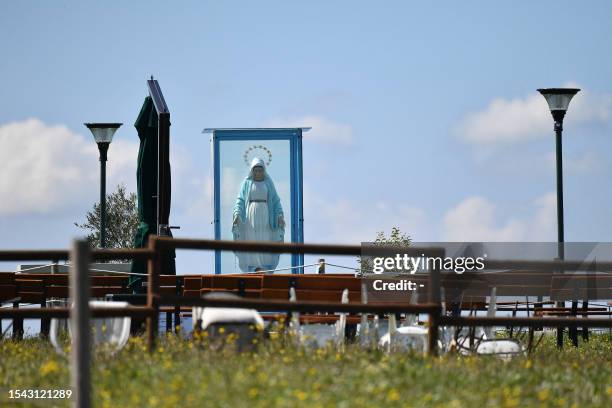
xmin=84 ymin=123 xmax=122 ymax=248
xmin=537 ymin=87 xmax=580 ymax=348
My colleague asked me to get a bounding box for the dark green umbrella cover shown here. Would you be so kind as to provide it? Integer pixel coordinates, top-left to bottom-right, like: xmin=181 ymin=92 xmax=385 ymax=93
xmin=129 ymin=96 xmax=176 ymax=292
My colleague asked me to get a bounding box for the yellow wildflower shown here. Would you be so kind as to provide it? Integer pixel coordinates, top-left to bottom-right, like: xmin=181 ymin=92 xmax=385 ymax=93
xmin=387 ymin=389 xmax=400 ymax=401
xmin=39 ymin=360 xmax=60 ymax=376
xmin=538 ymin=388 xmax=550 ymax=401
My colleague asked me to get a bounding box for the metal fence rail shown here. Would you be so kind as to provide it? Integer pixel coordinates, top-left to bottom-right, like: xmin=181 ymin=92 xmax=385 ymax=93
xmin=438 ymin=316 xmax=612 ymax=328
xmin=158 ymin=295 xmax=441 ymax=315
xmin=0 ymin=307 xmax=154 ymax=318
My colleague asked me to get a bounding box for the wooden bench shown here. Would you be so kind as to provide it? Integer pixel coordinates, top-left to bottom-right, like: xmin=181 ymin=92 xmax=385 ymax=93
xmin=0 ymin=272 xmax=20 ymax=339
xmin=8 ymin=274 xmax=133 ymax=338
xmin=203 ymin=275 xmax=263 ymax=298
xmin=550 ymin=273 xmax=612 ymax=301
xmin=131 ymin=274 xmax=196 ymax=332
xmin=15 ymin=274 xmax=130 ymax=299
xmin=424 ymin=270 xmax=609 ymax=346
xmin=260 ymin=274 xmax=362 ymax=303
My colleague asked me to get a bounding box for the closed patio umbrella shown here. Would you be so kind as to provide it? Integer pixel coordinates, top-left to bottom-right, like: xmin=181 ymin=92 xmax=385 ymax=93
xmin=129 ymin=96 xmax=176 ymax=292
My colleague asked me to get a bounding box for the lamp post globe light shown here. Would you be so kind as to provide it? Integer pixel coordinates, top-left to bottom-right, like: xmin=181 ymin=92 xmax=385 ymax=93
xmin=537 ymin=87 xmax=580 ymax=348
xmin=84 ymin=123 xmax=122 ymax=248
xmin=537 ymin=88 xmax=579 ymax=258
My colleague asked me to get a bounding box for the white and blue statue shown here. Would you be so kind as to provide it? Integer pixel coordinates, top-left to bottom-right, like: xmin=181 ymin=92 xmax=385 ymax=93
xmin=232 ymin=157 xmax=285 ymax=272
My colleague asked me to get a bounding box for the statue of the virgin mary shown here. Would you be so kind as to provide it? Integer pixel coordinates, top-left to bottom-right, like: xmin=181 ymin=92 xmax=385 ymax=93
xmin=232 ymin=157 xmax=285 ymax=272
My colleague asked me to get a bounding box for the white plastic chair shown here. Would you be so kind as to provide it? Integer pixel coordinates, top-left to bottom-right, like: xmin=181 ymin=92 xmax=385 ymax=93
xmin=358 ymin=283 xmax=370 ymax=347
xmin=455 ymin=287 xmax=497 ymax=354
xmin=192 ymin=293 xmax=264 ymax=331
xmin=49 ymin=300 xmax=131 ymax=355
xmin=455 ymin=287 xmax=526 ymax=359
xmin=379 ymin=291 xmax=431 ymax=353
xmin=334 ymin=289 xmax=350 ymax=349
xmin=288 ymin=287 xmax=301 ymax=338
xmin=286 ymin=288 xmax=350 ymax=348
xmin=192 ymin=292 xmax=264 ymax=351
xmin=475 ymin=339 xmax=524 ymax=361
xmin=379 ymin=313 xmax=430 ymax=353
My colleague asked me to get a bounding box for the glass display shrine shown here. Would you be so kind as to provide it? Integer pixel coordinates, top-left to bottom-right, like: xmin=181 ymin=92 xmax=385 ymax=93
xmin=205 ymin=128 xmax=307 ymax=274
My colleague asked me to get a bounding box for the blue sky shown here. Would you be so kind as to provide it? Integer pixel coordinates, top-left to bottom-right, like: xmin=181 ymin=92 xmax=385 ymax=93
xmin=1 ymin=1 xmax=612 ymax=273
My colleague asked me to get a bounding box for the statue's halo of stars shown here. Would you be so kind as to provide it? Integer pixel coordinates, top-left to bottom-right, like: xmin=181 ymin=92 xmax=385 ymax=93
xmin=243 ymin=145 xmax=273 ymax=167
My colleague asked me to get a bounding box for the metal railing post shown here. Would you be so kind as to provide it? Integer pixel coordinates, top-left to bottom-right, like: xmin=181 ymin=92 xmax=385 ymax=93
xmin=428 ymin=249 xmax=443 ymax=357
xmin=70 ymin=240 xmax=91 ymax=408
xmin=12 ymin=298 xmax=23 ymax=340
xmin=318 ymin=258 xmax=325 ymax=274
xmin=147 ymin=236 xmax=159 ymax=352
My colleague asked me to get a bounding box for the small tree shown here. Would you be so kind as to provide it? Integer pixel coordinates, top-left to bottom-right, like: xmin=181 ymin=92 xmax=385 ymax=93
xmin=357 ymin=226 xmax=412 ymax=275
xmin=373 ymin=226 xmax=412 ymax=247
xmin=75 ymin=184 xmax=139 ymax=249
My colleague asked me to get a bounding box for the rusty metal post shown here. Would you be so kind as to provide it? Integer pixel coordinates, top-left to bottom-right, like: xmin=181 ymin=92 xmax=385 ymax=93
xmin=40 ymin=300 xmax=49 ymax=338
xmin=147 ymin=236 xmax=159 ymax=352
xmin=12 ymin=299 xmax=23 ymax=340
xmin=570 ymin=301 xmax=579 ymax=347
xmin=174 ymin=277 xmax=182 ymax=334
xmin=70 ymin=240 xmax=91 ymax=408
xmin=428 ymin=249 xmax=442 ymax=356
xmin=39 ymin=261 xmax=60 ymax=337
xmin=165 ymin=311 xmax=172 ymax=332
xmin=582 ymin=301 xmax=589 ymax=341
xmin=317 ymin=258 xmax=325 ymax=274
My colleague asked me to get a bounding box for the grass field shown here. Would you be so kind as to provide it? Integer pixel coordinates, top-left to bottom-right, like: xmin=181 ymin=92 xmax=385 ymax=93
xmin=0 ymin=331 xmax=610 ymax=407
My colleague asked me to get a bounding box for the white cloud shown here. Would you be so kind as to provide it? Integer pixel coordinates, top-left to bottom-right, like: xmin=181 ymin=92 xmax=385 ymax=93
xmin=456 ymin=84 xmax=612 ymax=145
xmin=442 ymin=196 xmax=526 ymax=241
xmin=531 ymin=192 xmax=557 ymax=241
xmin=441 ymin=194 xmax=556 ymax=241
xmin=545 ymin=151 xmax=604 ymax=174
xmin=264 ymin=115 xmax=354 ymax=145
xmin=220 ymin=166 xmax=242 ymax=208
xmin=0 ymin=118 xmax=138 ymax=215
xmin=303 ymin=185 xmax=428 ymax=243
xmin=174 ymin=173 xmax=215 ymax=240
xmin=183 ymin=175 xmax=214 ymax=217
xmin=303 ymin=190 xmax=558 ymax=244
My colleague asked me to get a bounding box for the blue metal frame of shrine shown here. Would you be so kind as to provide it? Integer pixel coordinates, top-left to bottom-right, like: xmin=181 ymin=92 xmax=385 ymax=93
xmin=205 ymin=128 xmax=307 ymax=274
